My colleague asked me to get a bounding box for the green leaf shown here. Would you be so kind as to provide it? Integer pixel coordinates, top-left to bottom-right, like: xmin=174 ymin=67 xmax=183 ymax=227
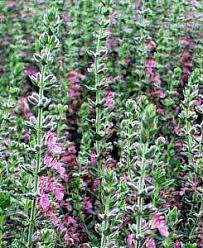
xmin=0 ymin=192 xmax=11 ymax=210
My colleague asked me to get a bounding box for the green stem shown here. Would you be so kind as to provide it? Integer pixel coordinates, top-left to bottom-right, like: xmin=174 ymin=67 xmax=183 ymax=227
xmin=27 ymin=65 xmax=46 ymax=247
xmin=136 ymin=143 xmax=147 ymax=248
xmin=93 ymin=14 xmax=107 ymax=248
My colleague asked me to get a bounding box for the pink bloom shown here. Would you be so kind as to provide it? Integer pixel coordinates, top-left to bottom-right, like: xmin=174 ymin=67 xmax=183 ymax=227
xmin=147 ymin=40 xmax=156 ymax=50
xmin=49 ymin=213 xmax=65 ymax=231
xmin=108 ymin=75 xmax=116 ymax=83
xmin=179 ymin=37 xmax=191 ymax=46
xmin=92 ymin=179 xmax=100 ymax=191
xmin=150 ymin=89 xmax=166 ymax=98
xmin=152 ymin=74 xmax=161 ymax=84
xmin=156 ymin=107 xmax=165 ymax=116
xmin=104 ymin=90 xmax=115 ymax=109
xmin=174 ymin=240 xmax=181 ymax=248
xmin=39 ymin=194 xmax=50 ymax=210
xmin=64 ymin=216 xmax=78 ymax=228
xmin=53 ymin=183 xmax=65 ymax=201
xmin=145 ymin=236 xmax=156 ymax=248
xmin=109 ymin=12 xmax=117 ymax=25
xmin=176 ymin=140 xmax=183 ymax=151
xmin=90 ymin=152 xmax=97 ymax=166
xmin=126 ymin=233 xmax=136 ymax=246
xmin=44 ymin=155 xmax=68 ymax=181
xmin=45 ymin=132 xmax=62 ymax=154
xmin=191 ymin=0 xmax=197 ymax=7
xmin=68 ymin=144 xmax=77 ymax=154
xmin=64 ymin=232 xmax=79 ymax=246
xmin=62 ymin=154 xmax=76 ymax=164
xmin=195 ymin=98 xmax=203 ymax=106
xmin=24 ymin=65 xmax=38 ymax=76
xmin=146 ymin=58 xmax=156 ymax=77
xmin=192 ymin=180 xmax=198 ymax=192
xmin=151 ymin=212 xmax=169 ymax=237
xmin=39 ymin=176 xmax=54 ymax=194
xmin=23 ymin=131 xmax=30 ymax=143
xmin=172 ymin=187 xmax=187 ymax=196
xmin=68 ymin=88 xmax=75 ymax=97
xmin=83 ymin=199 xmax=93 ymax=214
xmin=174 ymin=126 xmax=181 ymax=135
xmin=8 ymin=1 xmax=16 ymax=9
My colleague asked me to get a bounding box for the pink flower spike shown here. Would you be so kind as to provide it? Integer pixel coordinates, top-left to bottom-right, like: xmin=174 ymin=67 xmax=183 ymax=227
xmin=146 ymin=58 xmax=156 ymax=77
xmin=151 ymin=212 xmax=169 ymax=237
xmin=45 ymin=132 xmax=62 ymax=154
xmin=104 ymin=90 xmax=115 ymax=109
xmin=146 ymin=236 xmax=156 ymax=248
xmin=54 ymin=183 xmax=65 ymax=201
xmin=39 ymin=194 xmax=50 ymax=211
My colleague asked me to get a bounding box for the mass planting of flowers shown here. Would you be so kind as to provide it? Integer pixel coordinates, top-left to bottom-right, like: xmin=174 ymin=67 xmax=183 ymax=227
xmin=0 ymin=0 xmax=203 ymax=247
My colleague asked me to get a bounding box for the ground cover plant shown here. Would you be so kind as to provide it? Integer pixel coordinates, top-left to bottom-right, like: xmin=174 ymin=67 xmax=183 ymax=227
xmin=0 ymin=0 xmax=203 ymax=247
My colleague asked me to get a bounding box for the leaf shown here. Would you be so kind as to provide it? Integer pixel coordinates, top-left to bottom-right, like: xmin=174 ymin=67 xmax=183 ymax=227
xmin=0 ymin=192 xmax=11 ymax=210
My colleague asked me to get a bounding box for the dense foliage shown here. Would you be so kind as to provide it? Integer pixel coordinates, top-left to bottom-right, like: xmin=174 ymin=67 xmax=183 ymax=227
xmin=0 ymin=0 xmax=203 ymax=247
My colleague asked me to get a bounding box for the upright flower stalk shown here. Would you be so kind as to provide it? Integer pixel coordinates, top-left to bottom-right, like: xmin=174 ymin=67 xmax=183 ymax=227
xmin=26 ymin=8 xmax=61 ymax=247
xmin=119 ymin=97 xmax=161 ymax=247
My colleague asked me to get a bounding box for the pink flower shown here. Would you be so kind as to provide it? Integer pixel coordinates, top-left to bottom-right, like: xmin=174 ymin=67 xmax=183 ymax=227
xmin=64 ymin=231 xmax=79 ymax=246
xmin=152 ymin=74 xmax=161 ymax=84
xmin=174 ymin=126 xmax=181 ymax=135
xmin=24 ymin=65 xmax=38 ymax=76
xmin=44 ymin=153 xmax=55 ymax=168
xmin=146 ymin=58 xmax=156 ymax=77
xmin=90 ymin=152 xmax=97 ymax=166
xmin=147 ymin=40 xmax=156 ymax=50
xmin=45 ymin=132 xmax=62 ymax=154
xmin=44 ymin=155 xmax=68 ymax=181
xmin=104 ymin=90 xmax=115 ymax=109
xmin=126 ymin=233 xmax=136 ymax=247
xmin=23 ymin=131 xmax=30 ymax=143
xmin=191 ymin=0 xmax=197 ymax=7
xmin=39 ymin=194 xmax=50 ymax=210
xmin=64 ymin=216 xmax=78 ymax=228
xmin=8 ymin=1 xmax=16 ymax=10
xmin=149 ymin=89 xmax=166 ymax=98
xmin=172 ymin=187 xmax=187 ymax=196
xmin=108 ymin=75 xmax=116 ymax=83
xmin=68 ymin=88 xmax=75 ymax=97
xmin=46 ymin=212 xmax=65 ymax=231
xmin=83 ymin=199 xmax=93 ymax=214
xmin=174 ymin=240 xmax=181 ymax=248
xmin=68 ymin=144 xmax=77 ymax=154
xmin=156 ymin=107 xmax=165 ymax=116
xmin=39 ymin=176 xmax=54 ymax=194
xmin=151 ymin=212 xmax=169 ymax=237
xmin=195 ymin=98 xmax=203 ymax=106
xmin=62 ymin=154 xmax=76 ymax=164
xmin=53 ymin=183 xmax=65 ymax=201
xmin=145 ymin=236 xmax=156 ymax=248
xmin=67 ymin=71 xmax=85 ymax=98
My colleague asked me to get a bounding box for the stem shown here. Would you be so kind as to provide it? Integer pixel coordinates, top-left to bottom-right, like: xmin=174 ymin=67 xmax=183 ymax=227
xmin=136 ymin=143 xmax=147 ymax=248
xmin=27 ymin=65 xmax=46 ymax=247
xmin=94 ymin=14 xmax=107 ymax=247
